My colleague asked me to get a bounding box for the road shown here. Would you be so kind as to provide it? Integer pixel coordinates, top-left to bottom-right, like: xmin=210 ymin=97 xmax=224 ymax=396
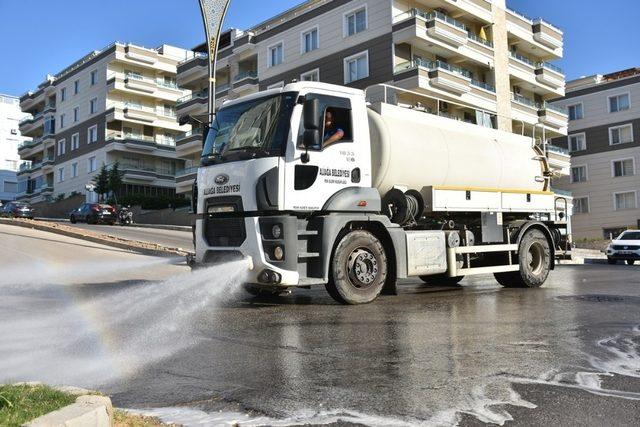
xmin=1 ymin=223 xmax=639 ymax=426
xmin=52 ymin=221 xmax=193 ymax=250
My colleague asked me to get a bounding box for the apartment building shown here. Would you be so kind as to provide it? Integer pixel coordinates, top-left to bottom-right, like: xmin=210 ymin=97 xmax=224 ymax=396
xmin=0 ymin=94 xmax=31 ymax=203
xmin=174 ymin=0 xmax=569 ymax=196
xmin=551 ymin=68 xmax=640 ymax=239
xmin=17 ymin=42 xmax=191 ymax=204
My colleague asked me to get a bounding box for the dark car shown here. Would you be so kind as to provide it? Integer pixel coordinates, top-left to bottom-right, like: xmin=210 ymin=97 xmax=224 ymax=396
xmin=70 ymin=203 xmax=117 ymax=225
xmin=1 ymin=202 xmax=35 ymax=219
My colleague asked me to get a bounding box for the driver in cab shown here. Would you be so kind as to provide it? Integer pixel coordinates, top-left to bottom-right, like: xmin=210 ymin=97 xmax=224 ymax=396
xmin=322 ymin=109 xmax=344 ymax=147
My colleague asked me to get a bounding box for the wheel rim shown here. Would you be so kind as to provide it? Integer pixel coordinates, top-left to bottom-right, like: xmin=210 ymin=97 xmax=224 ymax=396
xmin=347 ymin=247 xmax=379 ymax=289
xmin=527 ymin=241 xmax=545 ymax=276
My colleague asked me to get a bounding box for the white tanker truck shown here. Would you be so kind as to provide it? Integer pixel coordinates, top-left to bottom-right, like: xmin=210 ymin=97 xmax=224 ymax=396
xmin=188 ymin=81 xmax=570 ymax=304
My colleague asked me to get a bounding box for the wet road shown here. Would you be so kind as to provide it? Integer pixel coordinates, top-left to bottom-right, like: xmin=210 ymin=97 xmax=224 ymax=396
xmin=52 ymin=221 xmax=193 ymax=250
xmin=1 ymin=224 xmax=639 ymax=426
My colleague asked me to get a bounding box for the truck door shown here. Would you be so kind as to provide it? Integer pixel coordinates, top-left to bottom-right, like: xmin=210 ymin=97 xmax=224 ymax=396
xmin=283 ymin=93 xmax=365 ymax=211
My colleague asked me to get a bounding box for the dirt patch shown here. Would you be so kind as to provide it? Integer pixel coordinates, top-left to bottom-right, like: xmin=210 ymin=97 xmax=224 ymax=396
xmin=114 ymin=410 xmax=180 ymax=427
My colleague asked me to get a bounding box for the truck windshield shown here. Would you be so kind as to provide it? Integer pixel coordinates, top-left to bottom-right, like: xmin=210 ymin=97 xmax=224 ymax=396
xmin=201 ymin=92 xmax=297 ymax=165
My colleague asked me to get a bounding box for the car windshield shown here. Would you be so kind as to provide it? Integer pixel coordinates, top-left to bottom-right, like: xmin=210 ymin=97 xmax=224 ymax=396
xmin=619 ymin=231 xmax=640 ymax=240
xmin=201 ymin=92 xmax=297 ymax=166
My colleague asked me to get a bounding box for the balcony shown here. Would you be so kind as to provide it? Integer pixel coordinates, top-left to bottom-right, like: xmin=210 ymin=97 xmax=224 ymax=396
xmin=177 ymin=53 xmax=208 ymax=88
xmin=545 ymin=145 xmax=570 ymax=177
xmin=117 ymin=164 xmax=176 ymax=182
xmin=538 ymin=102 xmax=568 ymax=130
xmin=533 ymin=19 xmax=563 ymax=50
xmin=233 ymin=70 xmax=259 ymax=93
xmin=19 ymin=111 xmax=45 ymax=135
xmin=535 ymin=62 xmax=565 ymax=88
xmin=106 ymin=133 xmax=176 ymax=154
xmin=176 ymin=128 xmax=204 ymax=158
xmin=42 ymin=156 xmax=55 ymax=171
xmin=233 ymin=33 xmax=257 ymax=60
xmin=123 ymin=103 xmax=157 ymax=122
xmin=17 ymin=161 xmax=42 ymax=176
xmin=396 ymin=58 xmax=472 ymax=94
xmin=18 ymin=138 xmax=41 ymax=153
xmin=175 ymin=167 xmax=198 ymax=195
xmin=123 ymin=74 xmax=157 ymax=93
xmin=176 ymin=89 xmax=208 ymax=118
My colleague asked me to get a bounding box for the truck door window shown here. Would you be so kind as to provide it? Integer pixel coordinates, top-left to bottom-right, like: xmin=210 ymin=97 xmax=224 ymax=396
xmin=300 ymin=94 xmax=352 ymax=151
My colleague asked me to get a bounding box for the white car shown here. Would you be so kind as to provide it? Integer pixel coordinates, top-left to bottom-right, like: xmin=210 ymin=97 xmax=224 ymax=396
xmin=606 ymin=230 xmax=640 ymax=265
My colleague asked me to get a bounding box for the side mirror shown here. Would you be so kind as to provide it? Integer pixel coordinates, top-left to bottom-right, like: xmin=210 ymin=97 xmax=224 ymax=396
xmin=303 ymin=98 xmax=321 ymax=130
xmin=202 ymin=124 xmax=210 ymax=147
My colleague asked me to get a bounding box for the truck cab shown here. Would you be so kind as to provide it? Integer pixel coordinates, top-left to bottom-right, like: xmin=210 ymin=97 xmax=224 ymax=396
xmin=194 ymin=82 xmax=375 ymax=287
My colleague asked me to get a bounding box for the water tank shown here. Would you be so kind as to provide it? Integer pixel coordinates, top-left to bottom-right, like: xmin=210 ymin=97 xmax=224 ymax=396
xmin=367 ymin=103 xmax=547 ymax=196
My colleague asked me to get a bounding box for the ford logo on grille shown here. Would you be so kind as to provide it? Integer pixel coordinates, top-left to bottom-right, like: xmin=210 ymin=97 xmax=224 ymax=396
xmin=215 ymin=174 xmax=229 ymax=185
xmin=624 ymin=246 xmax=629 ymax=250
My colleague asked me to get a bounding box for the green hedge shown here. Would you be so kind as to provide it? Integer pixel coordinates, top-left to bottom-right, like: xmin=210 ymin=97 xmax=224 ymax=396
xmin=108 ymin=194 xmax=190 ymax=210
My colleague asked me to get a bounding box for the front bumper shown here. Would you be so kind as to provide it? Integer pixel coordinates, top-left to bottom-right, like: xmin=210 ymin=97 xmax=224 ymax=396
xmin=13 ymin=211 xmax=34 ymax=218
xmin=195 ymin=215 xmax=300 ymax=286
xmin=606 ymin=248 xmax=640 ymax=260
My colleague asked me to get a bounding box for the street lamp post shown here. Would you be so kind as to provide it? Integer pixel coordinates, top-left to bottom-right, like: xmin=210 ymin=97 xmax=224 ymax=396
xmin=198 ymin=0 xmax=231 ymax=124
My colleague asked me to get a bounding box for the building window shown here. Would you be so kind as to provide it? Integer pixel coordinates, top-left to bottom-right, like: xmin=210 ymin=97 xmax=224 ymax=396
xmin=609 ymin=124 xmax=633 ymax=145
xmin=74 ymin=80 xmax=80 ymax=95
xmin=571 ymin=165 xmax=587 ymax=183
xmin=57 ymin=139 xmax=66 ymax=156
xmin=91 ymin=69 xmax=98 ymax=86
xmin=59 ymin=114 xmax=65 ymax=129
xmin=344 ymin=51 xmax=369 ymax=84
xmin=301 ymin=27 xmax=319 ymax=53
xmin=609 ymin=93 xmax=630 ymax=113
xmin=71 ymin=162 xmax=78 ymax=178
xmin=573 ymin=197 xmax=589 ymax=214
xmin=268 ymin=42 xmax=284 ymax=67
xmin=567 ymin=103 xmax=583 ymax=121
xmin=73 ymin=106 xmax=79 ymax=122
xmin=90 ymin=98 xmax=98 ymax=114
xmin=344 ymin=7 xmax=367 ymax=37
xmin=614 ymin=191 xmax=637 ymax=210
xmin=71 ymin=133 xmax=80 ymax=150
xmin=612 ymin=158 xmax=635 ymax=177
xmin=60 ymin=88 xmax=66 ymax=102
xmin=568 ymin=133 xmax=586 ymax=152
xmin=58 ymin=167 xmax=64 ymax=183
xmin=88 ymin=125 xmax=98 ymax=143
xmin=88 ymin=156 xmax=97 ymax=173
xmin=301 ymin=69 xmax=320 ymax=82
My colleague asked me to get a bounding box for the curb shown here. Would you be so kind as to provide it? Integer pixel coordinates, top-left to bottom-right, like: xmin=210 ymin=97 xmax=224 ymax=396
xmin=25 ymin=395 xmax=113 ymax=427
xmin=0 ymin=218 xmax=190 ymax=259
xmin=34 ymin=217 xmax=192 ymax=232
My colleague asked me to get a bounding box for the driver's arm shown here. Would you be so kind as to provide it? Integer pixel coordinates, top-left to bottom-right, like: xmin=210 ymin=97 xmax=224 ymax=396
xmin=323 ymin=128 xmax=344 ymax=147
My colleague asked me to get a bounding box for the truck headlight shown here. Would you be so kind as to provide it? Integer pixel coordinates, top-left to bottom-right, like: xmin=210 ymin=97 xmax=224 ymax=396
xmin=272 ymin=224 xmax=282 ymax=239
xmin=274 ymin=246 xmax=284 ymax=261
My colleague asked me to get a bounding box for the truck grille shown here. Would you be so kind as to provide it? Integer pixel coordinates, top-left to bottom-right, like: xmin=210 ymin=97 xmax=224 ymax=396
xmin=204 ymin=196 xmax=246 ymax=247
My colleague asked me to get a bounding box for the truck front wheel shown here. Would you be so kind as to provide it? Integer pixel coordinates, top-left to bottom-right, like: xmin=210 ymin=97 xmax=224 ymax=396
xmin=495 ymin=228 xmax=551 ymax=288
xmin=326 ymin=230 xmax=388 ymax=305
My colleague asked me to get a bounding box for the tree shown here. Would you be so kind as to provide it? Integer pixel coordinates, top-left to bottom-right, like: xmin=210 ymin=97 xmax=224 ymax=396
xmin=108 ymin=161 xmax=123 ymax=204
xmin=94 ymin=164 xmax=110 ymax=202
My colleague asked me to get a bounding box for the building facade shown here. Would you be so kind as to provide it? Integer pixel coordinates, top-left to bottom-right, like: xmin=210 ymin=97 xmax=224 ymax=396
xmin=0 ymin=94 xmax=31 ymax=203
xmin=174 ymin=0 xmax=569 ymax=196
xmin=551 ymin=68 xmax=640 ymax=240
xmin=17 ymin=42 xmax=191 ymax=204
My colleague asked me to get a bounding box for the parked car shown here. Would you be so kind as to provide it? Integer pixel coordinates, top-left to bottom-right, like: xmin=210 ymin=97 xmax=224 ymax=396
xmin=606 ymin=230 xmax=640 ymax=265
xmin=69 ymin=203 xmax=117 ymax=225
xmin=1 ymin=202 xmax=35 ymax=219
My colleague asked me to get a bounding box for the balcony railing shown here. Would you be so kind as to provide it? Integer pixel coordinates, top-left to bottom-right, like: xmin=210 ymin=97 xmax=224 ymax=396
xmin=18 ymin=137 xmax=41 ymax=150
xmin=470 ymin=79 xmax=496 ymax=93
xmin=176 ymin=128 xmax=203 ymax=142
xmin=234 ymin=70 xmax=258 ymax=82
xmin=19 ymin=111 xmax=44 ymax=125
xmin=512 ymin=92 xmax=538 ymax=108
xmin=546 ymin=145 xmax=569 ymax=155
xmin=541 ymin=102 xmax=567 ymax=115
xmin=123 ymin=103 xmax=156 ymax=113
xmin=177 ymin=90 xmax=208 ymax=105
xmin=178 ymin=52 xmax=208 ymax=65
xmin=156 ymin=79 xmax=179 ymax=89
xmin=107 ymin=133 xmax=156 ymax=143
xmin=216 ymin=83 xmax=231 ymax=93
xmin=538 ymin=61 xmax=564 ymax=75
xmin=176 ymin=166 xmax=199 ymax=177
xmin=467 ymin=31 xmax=493 ymax=48
xmin=394 ymin=58 xmax=473 ymax=80
xmin=510 ymin=51 xmax=536 ymax=67
xmin=107 ymin=162 xmax=176 ymax=177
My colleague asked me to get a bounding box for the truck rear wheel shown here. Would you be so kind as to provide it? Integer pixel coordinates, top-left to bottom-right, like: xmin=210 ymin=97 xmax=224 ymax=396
xmin=495 ymin=228 xmax=551 ymax=288
xmin=420 ymin=274 xmax=464 ymax=286
xmin=326 ymin=230 xmax=388 ymax=305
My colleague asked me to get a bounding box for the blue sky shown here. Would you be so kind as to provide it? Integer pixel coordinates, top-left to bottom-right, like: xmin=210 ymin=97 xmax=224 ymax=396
xmin=0 ymin=0 xmax=638 ymax=96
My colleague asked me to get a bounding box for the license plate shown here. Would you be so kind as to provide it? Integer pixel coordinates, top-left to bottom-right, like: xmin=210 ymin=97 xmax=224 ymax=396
xmin=618 ymin=251 xmax=634 ymax=255
xmin=103 ymin=210 xmax=110 ymax=214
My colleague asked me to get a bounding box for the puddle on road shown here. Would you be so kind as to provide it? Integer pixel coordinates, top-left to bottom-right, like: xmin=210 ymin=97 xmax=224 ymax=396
xmin=0 ymin=259 xmax=249 ymax=387
xmin=125 ymin=324 xmax=640 ymax=427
